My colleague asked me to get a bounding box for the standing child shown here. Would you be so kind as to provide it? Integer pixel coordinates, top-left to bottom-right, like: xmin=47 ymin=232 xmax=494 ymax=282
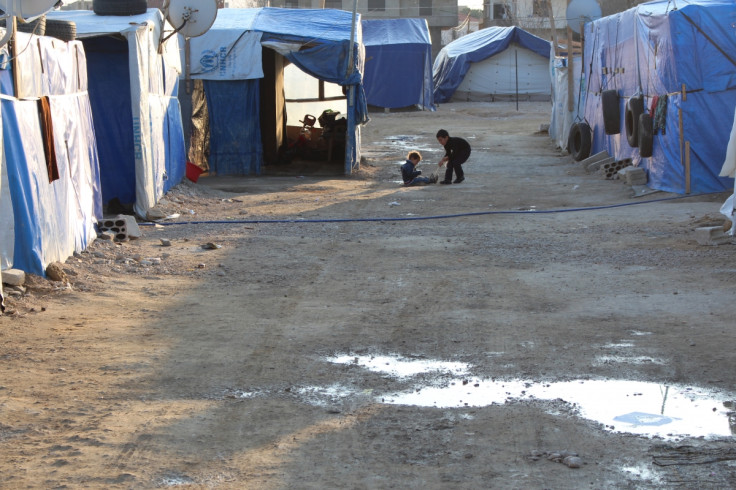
xmin=436 ymin=129 xmax=471 ymax=184
xmin=401 ymin=151 xmax=439 ymax=186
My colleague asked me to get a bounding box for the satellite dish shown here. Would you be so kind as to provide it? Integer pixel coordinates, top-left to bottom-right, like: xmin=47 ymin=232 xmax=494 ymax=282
xmin=3 ymin=0 xmax=58 ymax=19
xmin=566 ymin=0 xmax=602 ymax=34
xmin=166 ymin=0 xmax=218 ymax=38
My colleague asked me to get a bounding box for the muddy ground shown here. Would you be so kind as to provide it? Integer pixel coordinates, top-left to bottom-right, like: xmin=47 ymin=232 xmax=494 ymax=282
xmin=1 ymin=101 xmax=736 ymax=489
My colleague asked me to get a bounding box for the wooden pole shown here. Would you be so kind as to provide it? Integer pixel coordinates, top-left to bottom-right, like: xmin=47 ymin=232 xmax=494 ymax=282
xmin=685 ymin=141 xmax=691 ymax=194
xmin=567 ymin=26 xmax=574 ymax=112
xmin=11 ymin=17 xmax=20 ymax=99
xmin=548 ymin=0 xmax=557 ymax=56
xmin=679 ymin=109 xmax=684 ymax=167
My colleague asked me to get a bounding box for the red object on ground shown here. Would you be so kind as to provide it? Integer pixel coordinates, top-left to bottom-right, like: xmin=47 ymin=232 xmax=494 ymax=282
xmin=186 ymin=162 xmax=205 ymax=183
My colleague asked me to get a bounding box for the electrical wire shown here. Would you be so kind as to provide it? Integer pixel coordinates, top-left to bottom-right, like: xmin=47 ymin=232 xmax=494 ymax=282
xmin=138 ymin=192 xmax=723 ymax=227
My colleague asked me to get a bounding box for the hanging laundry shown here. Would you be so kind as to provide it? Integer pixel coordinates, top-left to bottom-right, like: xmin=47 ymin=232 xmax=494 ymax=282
xmin=38 ymin=96 xmax=59 ymax=183
xmin=653 ymin=95 xmax=668 ymax=135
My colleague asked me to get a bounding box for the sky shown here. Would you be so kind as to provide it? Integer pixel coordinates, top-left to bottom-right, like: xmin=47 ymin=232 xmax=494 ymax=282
xmin=460 ymin=0 xmax=483 ymax=9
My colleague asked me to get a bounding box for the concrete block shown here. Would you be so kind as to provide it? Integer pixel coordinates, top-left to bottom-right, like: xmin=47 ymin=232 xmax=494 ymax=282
xmin=98 ymin=214 xmax=140 ymax=241
xmin=581 ymin=151 xmax=610 ymax=172
xmin=617 ymin=166 xmax=648 ymax=185
xmin=1 ymin=269 xmax=25 ymax=286
xmin=695 ymin=226 xmax=732 ymax=246
xmin=587 ymin=156 xmax=615 ymax=173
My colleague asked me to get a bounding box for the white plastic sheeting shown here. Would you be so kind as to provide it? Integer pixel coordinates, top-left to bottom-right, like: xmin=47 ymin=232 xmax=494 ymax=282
xmin=0 ymin=32 xmax=101 ymax=276
xmin=452 ymin=42 xmax=551 ymax=101
xmin=549 ymin=55 xmax=583 ymax=150
xmin=188 ymin=30 xmax=263 ymax=80
xmin=47 ymin=9 xmax=185 ymax=218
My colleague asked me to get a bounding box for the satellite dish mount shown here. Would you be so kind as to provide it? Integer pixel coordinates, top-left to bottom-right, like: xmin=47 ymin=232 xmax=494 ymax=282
xmin=162 ymin=0 xmax=217 ymax=40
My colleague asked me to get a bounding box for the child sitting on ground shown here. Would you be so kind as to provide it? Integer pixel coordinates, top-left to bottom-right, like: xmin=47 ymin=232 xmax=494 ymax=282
xmin=401 ymin=151 xmax=439 ymax=186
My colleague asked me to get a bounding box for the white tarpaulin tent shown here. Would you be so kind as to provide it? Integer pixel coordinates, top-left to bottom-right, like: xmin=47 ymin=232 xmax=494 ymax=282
xmin=433 ymin=26 xmax=552 ymax=103
xmin=46 ymin=9 xmax=186 ymax=219
xmin=1 ymin=31 xmax=102 ymax=277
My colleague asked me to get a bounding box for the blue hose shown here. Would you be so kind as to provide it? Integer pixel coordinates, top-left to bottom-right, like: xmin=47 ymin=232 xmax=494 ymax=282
xmin=139 ymin=192 xmax=722 ymax=226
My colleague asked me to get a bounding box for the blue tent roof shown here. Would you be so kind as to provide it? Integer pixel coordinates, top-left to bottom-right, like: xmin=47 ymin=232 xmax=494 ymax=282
xmin=362 ymin=18 xmax=434 ymax=110
xmin=581 ymin=0 xmax=736 ymax=194
xmin=362 ymin=18 xmax=431 ymax=46
xmin=433 ymin=26 xmax=551 ymax=103
xmin=183 ymin=8 xmax=368 ymax=175
xmin=204 ymin=8 xmax=364 ymax=87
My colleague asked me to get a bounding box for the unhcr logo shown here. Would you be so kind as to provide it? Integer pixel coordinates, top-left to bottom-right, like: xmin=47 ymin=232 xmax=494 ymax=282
xmin=199 ymin=50 xmax=219 ymax=73
xmin=199 ymin=47 xmax=231 ymax=77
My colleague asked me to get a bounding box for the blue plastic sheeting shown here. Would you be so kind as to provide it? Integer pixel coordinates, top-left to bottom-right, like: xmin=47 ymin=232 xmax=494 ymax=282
xmin=582 ymin=0 xmax=736 ymax=194
xmin=204 ymin=80 xmax=262 ymax=175
xmin=185 ymin=8 xmax=368 ymax=175
xmin=362 ymin=18 xmax=435 ymax=110
xmin=433 ymin=26 xmax=551 ymax=103
xmin=0 ymin=35 xmax=101 ymax=276
xmin=83 ymin=37 xmax=136 ymax=205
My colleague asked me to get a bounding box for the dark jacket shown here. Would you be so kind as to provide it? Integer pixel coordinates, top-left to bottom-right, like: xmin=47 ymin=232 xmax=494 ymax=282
xmin=443 ymin=136 xmax=472 ymax=165
xmin=401 ymin=160 xmax=421 ymax=183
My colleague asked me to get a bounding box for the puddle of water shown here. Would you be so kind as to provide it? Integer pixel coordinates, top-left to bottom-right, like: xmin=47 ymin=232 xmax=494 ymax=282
xmin=159 ymin=474 xmax=194 ymax=486
xmin=594 ymin=355 xmax=665 ymax=366
xmin=329 ymin=354 xmax=469 ymax=378
xmin=325 ymin=354 xmax=734 ymax=439
xmin=383 ymin=378 xmax=734 ymax=439
xmin=620 ymin=464 xmax=663 ymax=485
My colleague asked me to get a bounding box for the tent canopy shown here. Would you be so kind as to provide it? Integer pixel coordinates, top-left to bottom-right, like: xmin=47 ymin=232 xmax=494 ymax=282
xmin=184 ymin=8 xmax=368 ymax=175
xmin=47 ymin=9 xmax=186 ymax=218
xmin=361 ymin=18 xmax=434 ymax=110
xmin=1 ymin=33 xmax=101 ymax=276
xmin=581 ymin=0 xmax=736 ymax=194
xmin=433 ymin=26 xmax=551 ymax=103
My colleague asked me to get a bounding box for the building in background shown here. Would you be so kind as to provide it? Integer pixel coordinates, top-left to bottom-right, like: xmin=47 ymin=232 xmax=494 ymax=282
xmin=268 ymin=0 xmax=458 ymax=58
xmin=482 ymin=0 xmax=652 ymax=40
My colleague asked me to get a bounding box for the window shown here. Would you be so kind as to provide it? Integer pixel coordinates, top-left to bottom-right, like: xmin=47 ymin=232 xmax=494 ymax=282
xmin=367 ymin=0 xmax=385 ymax=12
xmin=324 ymin=0 xmax=342 ymax=7
xmin=492 ymin=3 xmax=509 ymax=19
xmin=532 ymin=0 xmax=549 ymax=17
xmin=419 ymin=0 xmax=432 ymax=16
xmin=284 ymin=0 xmax=299 ymax=8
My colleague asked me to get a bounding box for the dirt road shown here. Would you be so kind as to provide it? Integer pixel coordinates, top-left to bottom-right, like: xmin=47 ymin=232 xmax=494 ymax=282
xmin=2 ymin=101 xmax=735 ymax=488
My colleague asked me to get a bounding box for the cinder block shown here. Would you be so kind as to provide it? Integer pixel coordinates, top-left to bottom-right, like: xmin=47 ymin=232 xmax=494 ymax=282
xmin=587 ymin=156 xmax=615 ymax=173
xmin=617 ymin=166 xmax=648 ymax=185
xmin=695 ymin=226 xmax=732 ymax=246
xmin=1 ymin=268 xmax=26 ymax=286
xmin=97 ymin=214 xmax=140 ymax=241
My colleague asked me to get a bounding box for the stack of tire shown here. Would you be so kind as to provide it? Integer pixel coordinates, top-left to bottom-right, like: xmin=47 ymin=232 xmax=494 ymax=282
xmin=1 ymin=14 xmax=76 ymax=42
xmin=624 ymin=94 xmax=653 ymax=158
xmin=568 ymin=89 xmax=654 ymax=162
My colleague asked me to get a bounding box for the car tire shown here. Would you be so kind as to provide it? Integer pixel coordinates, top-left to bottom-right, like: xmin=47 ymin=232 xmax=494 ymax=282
xmin=625 ymin=95 xmax=645 ymax=147
xmin=93 ymin=0 xmax=148 ymax=16
xmin=569 ymin=122 xmax=592 ymax=162
xmin=45 ymin=19 xmax=77 ymax=42
xmin=638 ymin=113 xmax=654 ymax=158
xmin=602 ymin=89 xmax=620 ymax=135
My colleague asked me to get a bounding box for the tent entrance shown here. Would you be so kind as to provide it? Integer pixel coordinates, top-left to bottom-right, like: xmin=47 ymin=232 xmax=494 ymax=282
xmin=264 ymin=56 xmax=348 ymax=175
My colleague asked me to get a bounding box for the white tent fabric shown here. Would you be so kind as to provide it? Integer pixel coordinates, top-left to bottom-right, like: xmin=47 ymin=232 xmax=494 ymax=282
xmin=550 ymin=55 xmax=583 ymax=150
xmin=187 ymin=30 xmax=264 ymax=80
xmin=453 ymin=42 xmax=551 ymax=101
xmin=47 ymin=9 xmax=184 ymax=218
xmin=0 ymin=32 xmax=101 ymax=276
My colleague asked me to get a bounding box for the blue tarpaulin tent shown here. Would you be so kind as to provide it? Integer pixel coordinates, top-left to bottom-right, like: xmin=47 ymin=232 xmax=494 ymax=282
xmin=1 ymin=33 xmax=101 ymax=276
xmin=581 ymin=0 xmax=736 ymax=194
xmin=433 ymin=26 xmax=551 ymax=103
xmin=362 ymin=18 xmax=434 ymax=110
xmin=46 ymin=9 xmax=186 ymax=218
xmin=183 ymin=8 xmax=368 ymax=175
